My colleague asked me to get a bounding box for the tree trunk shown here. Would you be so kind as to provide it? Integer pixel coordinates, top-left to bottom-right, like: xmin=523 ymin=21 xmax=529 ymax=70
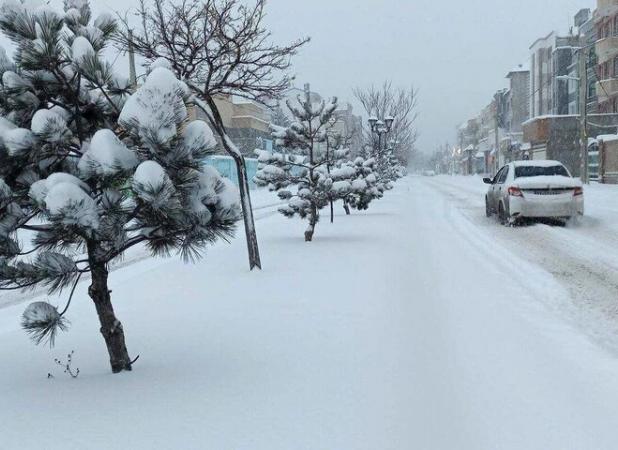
xmin=197 ymin=95 xmax=261 ymax=270
xmin=231 ymin=152 xmax=262 ymax=270
xmin=330 ymin=200 xmax=334 ymax=223
xmin=305 ymin=204 xmax=318 ymax=242
xmin=87 ymin=243 xmax=132 ymax=373
xmin=343 ymin=200 xmax=351 ymax=215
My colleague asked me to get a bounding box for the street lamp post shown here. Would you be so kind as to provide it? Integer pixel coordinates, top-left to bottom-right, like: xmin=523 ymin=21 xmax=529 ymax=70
xmin=368 ymin=114 xmax=395 ymax=158
xmin=556 ymin=46 xmax=590 ymax=184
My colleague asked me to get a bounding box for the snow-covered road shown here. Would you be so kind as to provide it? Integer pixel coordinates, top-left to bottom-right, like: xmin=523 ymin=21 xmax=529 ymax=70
xmin=424 ymin=175 xmax=618 ymax=352
xmin=399 ymin=176 xmax=618 ymax=448
xmin=2 ymin=176 xmax=618 ymax=449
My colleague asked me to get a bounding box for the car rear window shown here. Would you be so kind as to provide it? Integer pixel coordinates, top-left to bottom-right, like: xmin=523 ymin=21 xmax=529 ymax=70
xmin=514 ymin=165 xmax=569 ymax=178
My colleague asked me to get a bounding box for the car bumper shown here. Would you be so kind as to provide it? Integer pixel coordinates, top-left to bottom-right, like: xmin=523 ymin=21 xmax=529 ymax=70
xmin=509 ymin=196 xmax=584 ymax=218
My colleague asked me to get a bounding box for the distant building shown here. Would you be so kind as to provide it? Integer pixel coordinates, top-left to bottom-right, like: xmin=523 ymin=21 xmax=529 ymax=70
xmin=567 ymin=8 xmax=598 ymax=115
xmin=278 ymin=84 xmax=323 ymax=122
xmin=457 ymin=118 xmax=480 ymax=174
xmin=505 ymin=65 xmax=530 ymax=133
xmin=477 ymin=97 xmax=500 ymax=172
xmin=190 ymin=94 xmax=273 ymax=156
xmin=500 ymin=65 xmax=530 ymax=163
xmin=529 ymin=31 xmax=580 ymax=117
xmin=277 ymin=84 xmax=363 ymax=156
xmin=595 ymin=0 xmax=618 ymax=112
xmin=332 ymin=102 xmax=363 ymax=156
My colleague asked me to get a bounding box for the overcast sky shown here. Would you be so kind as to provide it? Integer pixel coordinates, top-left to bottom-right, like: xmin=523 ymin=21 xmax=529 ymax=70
xmin=6 ymin=0 xmax=598 ymax=153
xmin=259 ymin=0 xmax=598 ymax=153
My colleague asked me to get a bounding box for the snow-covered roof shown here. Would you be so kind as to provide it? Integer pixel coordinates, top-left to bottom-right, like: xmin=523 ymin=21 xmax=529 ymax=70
xmin=506 ymin=64 xmax=529 ymax=76
xmin=522 ymin=114 xmax=578 ymax=126
xmin=464 ymin=144 xmax=475 ymax=151
xmin=474 ymin=151 xmax=485 ymax=158
xmin=596 ymin=134 xmax=618 ymax=143
xmin=529 ymin=31 xmax=557 ymax=51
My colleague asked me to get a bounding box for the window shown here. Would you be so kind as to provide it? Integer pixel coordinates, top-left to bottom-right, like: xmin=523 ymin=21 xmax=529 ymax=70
xmin=614 ymin=16 xmax=618 ymax=36
xmin=514 ymin=165 xmax=569 ymax=178
xmin=613 ymin=56 xmax=618 ymax=78
xmin=498 ymin=166 xmax=509 ymax=183
xmin=492 ymin=167 xmax=503 ymax=183
xmin=603 ymin=61 xmax=610 ymax=79
xmin=589 ymin=81 xmax=596 ymax=99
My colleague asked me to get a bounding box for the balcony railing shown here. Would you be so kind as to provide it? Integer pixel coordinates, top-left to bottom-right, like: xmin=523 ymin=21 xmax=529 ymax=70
xmin=596 ymin=78 xmax=618 ymax=101
xmin=596 ymin=36 xmax=618 ymax=63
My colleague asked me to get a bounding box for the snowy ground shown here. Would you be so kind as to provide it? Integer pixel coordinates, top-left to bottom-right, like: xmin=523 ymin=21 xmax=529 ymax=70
xmin=3 ymin=177 xmax=618 ymax=449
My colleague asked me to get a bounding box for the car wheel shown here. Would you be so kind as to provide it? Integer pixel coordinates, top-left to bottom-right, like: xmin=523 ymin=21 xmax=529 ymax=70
xmin=565 ymin=215 xmax=581 ymax=226
xmin=485 ymin=197 xmax=492 ymax=217
xmin=498 ymin=202 xmax=508 ymax=226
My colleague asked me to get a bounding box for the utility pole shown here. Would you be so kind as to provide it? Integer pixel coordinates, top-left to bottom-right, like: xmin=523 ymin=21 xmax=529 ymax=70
xmin=579 ymin=47 xmax=589 ymax=183
xmin=494 ymin=98 xmax=500 ymax=173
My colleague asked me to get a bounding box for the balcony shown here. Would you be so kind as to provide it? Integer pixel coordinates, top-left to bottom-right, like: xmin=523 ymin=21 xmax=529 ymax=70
xmin=596 ymin=36 xmax=618 ymax=63
xmin=596 ymin=0 xmax=618 ymax=20
xmin=596 ymin=78 xmax=618 ymax=101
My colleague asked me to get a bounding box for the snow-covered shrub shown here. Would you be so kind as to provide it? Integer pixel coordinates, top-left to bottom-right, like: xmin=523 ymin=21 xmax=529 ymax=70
xmin=0 ymin=0 xmax=240 ymax=373
xmin=341 ymin=157 xmax=384 ymax=211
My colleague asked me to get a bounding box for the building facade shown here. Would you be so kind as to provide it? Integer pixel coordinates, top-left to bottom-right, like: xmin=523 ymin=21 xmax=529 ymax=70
xmin=332 ymin=103 xmax=363 ymax=156
xmin=505 ymin=66 xmax=530 ymax=134
xmin=189 ymin=94 xmax=274 ymax=156
xmin=500 ymin=65 xmax=531 ymax=163
xmin=457 ymin=118 xmax=481 ymax=174
xmin=567 ymin=8 xmax=598 ymax=115
xmin=529 ymin=32 xmax=580 ymax=117
xmin=595 ymin=0 xmax=618 ymax=112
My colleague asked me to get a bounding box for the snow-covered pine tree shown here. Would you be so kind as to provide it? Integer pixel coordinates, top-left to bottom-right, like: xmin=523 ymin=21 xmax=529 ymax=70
xmin=381 ymin=145 xmax=405 ymax=184
xmin=254 ymin=91 xmax=355 ymax=241
xmin=340 ymin=157 xmax=384 ymax=211
xmin=0 ymin=0 xmax=240 ymax=373
xmin=271 ymin=105 xmax=291 ymax=128
xmin=324 ymin=131 xmax=351 ymax=221
xmin=118 ymin=0 xmax=310 ymax=271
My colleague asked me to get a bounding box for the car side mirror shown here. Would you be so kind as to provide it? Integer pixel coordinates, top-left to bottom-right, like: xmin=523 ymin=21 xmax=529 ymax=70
xmin=483 ymin=177 xmax=493 ymax=185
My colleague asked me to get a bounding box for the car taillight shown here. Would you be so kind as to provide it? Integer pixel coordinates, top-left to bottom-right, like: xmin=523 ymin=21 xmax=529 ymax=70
xmin=574 ymin=187 xmax=583 ymax=196
xmin=508 ymin=187 xmax=523 ymax=197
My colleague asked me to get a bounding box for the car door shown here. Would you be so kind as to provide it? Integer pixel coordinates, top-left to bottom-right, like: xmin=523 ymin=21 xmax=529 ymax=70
xmin=496 ymin=165 xmax=509 ymax=205
xmin=489 ymin=167 xmax=505 ymax=208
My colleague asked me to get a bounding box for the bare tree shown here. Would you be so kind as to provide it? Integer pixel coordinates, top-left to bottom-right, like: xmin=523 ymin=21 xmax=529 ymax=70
xmin=353 ymin=81 xmax=419 ymax=165
xmin=117 ymin=0 xmax=309 ymax=270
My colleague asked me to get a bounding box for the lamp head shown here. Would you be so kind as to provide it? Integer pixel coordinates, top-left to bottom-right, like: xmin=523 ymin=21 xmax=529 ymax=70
xmin=368 ymin=116 xmax=378 ymax=131
xmin=384 ymin=115 xmax=395 ymax=131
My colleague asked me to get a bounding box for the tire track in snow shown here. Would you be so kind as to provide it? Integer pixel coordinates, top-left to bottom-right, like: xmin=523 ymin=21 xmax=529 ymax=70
xmin=421 ymin=176 xmax=618 ymax=353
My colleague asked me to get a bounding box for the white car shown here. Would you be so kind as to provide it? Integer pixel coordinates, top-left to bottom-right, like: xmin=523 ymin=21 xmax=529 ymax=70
xmin=484 ymin=160 xmax=584 ymax=224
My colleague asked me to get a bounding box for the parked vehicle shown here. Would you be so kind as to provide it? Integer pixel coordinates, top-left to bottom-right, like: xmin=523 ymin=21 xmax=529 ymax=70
xmin=423 ymin=170 xmax=436 ymax=176
xmin=483 ymin=160 xmax=584 ymax=225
